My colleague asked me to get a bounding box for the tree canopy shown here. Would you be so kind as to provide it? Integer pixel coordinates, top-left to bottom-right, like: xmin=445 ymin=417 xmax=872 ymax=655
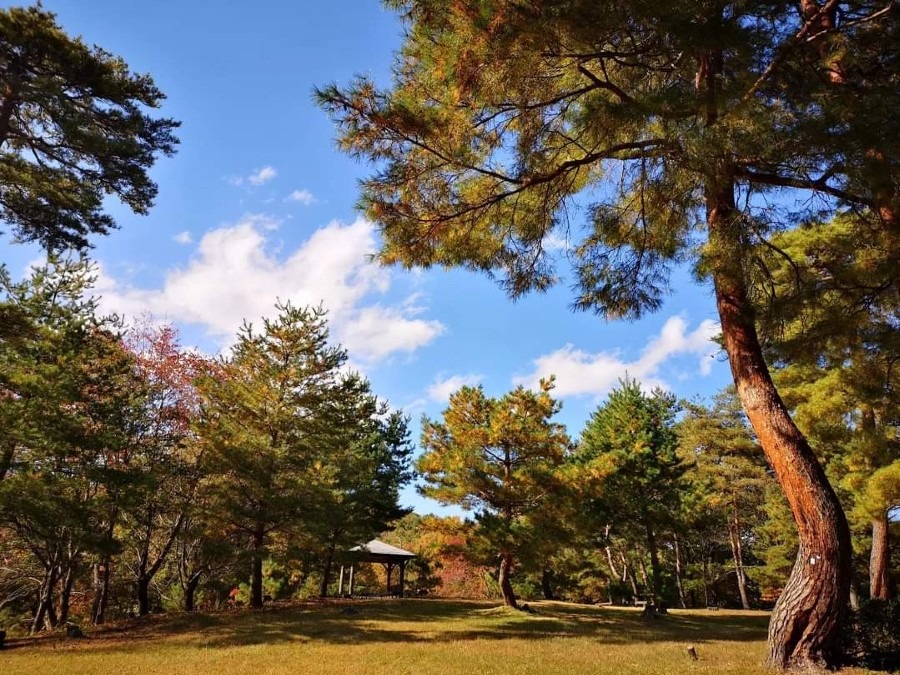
xmin=0 ymin=6 xmax=179 ymax=251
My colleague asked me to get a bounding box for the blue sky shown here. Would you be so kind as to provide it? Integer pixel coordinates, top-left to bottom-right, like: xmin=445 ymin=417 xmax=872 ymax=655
xmin=7 ymin=1 xmax=734 ymax=514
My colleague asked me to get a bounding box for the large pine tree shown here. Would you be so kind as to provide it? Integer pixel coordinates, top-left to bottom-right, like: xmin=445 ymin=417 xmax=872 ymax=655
xmin=319 ymin=1 xmax=898 ymax=666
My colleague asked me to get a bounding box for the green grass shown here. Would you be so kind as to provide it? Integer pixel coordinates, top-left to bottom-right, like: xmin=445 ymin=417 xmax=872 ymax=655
xmin=0 ymin=600 xmax=875 ymax=674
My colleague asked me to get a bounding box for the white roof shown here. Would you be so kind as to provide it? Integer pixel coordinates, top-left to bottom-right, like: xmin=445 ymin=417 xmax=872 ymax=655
xmin=350 ymin=539 xmax=415 ymax=557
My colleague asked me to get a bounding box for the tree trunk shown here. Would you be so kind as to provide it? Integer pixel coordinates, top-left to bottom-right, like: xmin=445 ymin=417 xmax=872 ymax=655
xmin=701 ymin=554 xmax=712 ymax=608
xmin=729 ymin=506 xmax=751 ymax=610
xmin=319 ymin=538 xmax=337 ymax=598
xmin=849 ymin=578 xmax=860 ymax=612
xmin=541 ymin=569 xmax=554 ymax=600
xmin=58 ymin=562 xmax=76 ymax=625
xmin=31 ymin=564 xmax=57 ymax=633
xmin=620 ymin=551 xmax=639 ymax=598
xmin=644 ymin=524 xmax=661 ymax=601
xmin=870 ymin=511 xmax=890 ymax=600
xmin=497 ymin=553 xmax=517 ymax=608
xmin=673 ymin=535 xmax=687 ymax=609
xmin=706 ymin=180 xmax=851 ymax=669
xmin=249 ymin=524 xmax=265 ymax=609
xmin=137 ymin=574 xmax=151 ymax=616
xmin=91 ymin=559 xmax=111 ymax=625
xmin=184 ymin=572 xmax=202 ymax=612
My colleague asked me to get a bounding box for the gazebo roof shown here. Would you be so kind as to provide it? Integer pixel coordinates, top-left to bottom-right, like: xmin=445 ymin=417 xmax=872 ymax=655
xmin=349 ymin=539 xmax=416 ymax=562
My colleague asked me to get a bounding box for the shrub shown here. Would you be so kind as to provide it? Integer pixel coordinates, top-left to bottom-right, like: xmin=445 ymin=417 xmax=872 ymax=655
xmin=835 ymin=599 xmax=900 ymax=671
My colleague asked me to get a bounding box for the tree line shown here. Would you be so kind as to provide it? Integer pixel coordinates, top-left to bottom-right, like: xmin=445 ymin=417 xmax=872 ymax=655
xmin=0 ymin=3 xmax=897 ymax=670
xmin=402 ymin=375 xmax=895 ymax=615
xmin=0 ymin=256 xmax=414 ymax=630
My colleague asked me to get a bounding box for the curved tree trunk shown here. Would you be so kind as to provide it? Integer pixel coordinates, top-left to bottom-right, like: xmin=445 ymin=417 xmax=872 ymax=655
xmin=707 ymin=181 xmax=851 ymax=669
xmin=870 ymin=511 xmax=890 ymax=600
xmin=184 ymin=572 xmax=202 ymax=612
xmin=498 ymin=553 xmax=517 ymax=608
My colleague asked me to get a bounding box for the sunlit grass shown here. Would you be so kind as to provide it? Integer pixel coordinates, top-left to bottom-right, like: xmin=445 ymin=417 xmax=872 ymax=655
xmin=0 ymin=600 xmax=876 ymax=675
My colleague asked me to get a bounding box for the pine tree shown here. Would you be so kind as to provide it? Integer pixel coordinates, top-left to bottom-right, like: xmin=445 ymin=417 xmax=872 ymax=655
xmin=318 ymin=2 xmax=898 ymax=665
xmin=0 ymin=6 xmax=179 ymax=251
xmin=417 ymin=379 xmax=570 ymax=607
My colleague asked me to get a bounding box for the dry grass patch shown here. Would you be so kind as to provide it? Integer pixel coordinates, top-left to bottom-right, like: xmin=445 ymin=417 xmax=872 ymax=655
xmin=0 ymin=600 xmax=877 ymax=675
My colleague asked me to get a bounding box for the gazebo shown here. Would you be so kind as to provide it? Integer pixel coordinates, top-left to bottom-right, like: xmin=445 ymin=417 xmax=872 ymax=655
xmin=339 ymin=539 xmax=416 ymax=598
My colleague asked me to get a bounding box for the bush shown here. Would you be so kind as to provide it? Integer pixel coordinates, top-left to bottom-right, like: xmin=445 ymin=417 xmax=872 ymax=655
xmin=835 ymin=599 xmax=900 ymax=671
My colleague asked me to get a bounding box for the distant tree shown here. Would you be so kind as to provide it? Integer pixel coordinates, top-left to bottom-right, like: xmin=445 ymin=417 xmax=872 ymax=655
xmin=0 ymin=6 xmax=178 ymax=251
xmin=677 ymin=391 xmax=771 ymax=609
xmin=197 ymin=303 xmax=382 ymax=609
xmin=754 ymin=214 xmax=899 ymax=601
xmin=0 ymin=256 xmax=146 ymax=631
xmin=417 ymin=379 xmax=569 ymax=607
xmin=575 ymin=380 xmax=682 ymax=603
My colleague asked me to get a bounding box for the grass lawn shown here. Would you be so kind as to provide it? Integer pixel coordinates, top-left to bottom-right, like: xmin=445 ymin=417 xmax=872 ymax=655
xmin=0 ymin=599 xmax=876 ymax=675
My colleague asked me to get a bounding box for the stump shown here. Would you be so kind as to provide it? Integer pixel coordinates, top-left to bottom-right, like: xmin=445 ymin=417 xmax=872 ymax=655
xmin=66 ymin=624 xmax=84 ymax=639
xmin=687 ymin=645 xmax=699 ymax=660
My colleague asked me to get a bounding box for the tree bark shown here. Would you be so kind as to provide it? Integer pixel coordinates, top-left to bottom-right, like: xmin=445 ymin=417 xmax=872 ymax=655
xmin=673 ymin=535 xmax=687 ymax=609
xmin=184 ymin=572 xmax=201 ymax=612
xmin=32 ymin=564 xmax=58 ymax=633
xmin=137 ymin=574 xmax=151 ymax=616
xmin=319 ymin=538 xmax=337 ymax=598
xmin=870 ymin=511 xmax=890 ymax=600
xmin=498 ymin=553 xmax=517 ymax=608
xmin=249 ymin=524 xmax=265 ymax=609
xmin=90 ymin=559 xmax=111 ymax=625
xmin=644 ymin=523 xmax=661 ymax=601
xmin=706 ymin=180 xmax=851 ymax=669
xmin=541 ymin=569 xmax=554 ymax=600
xmin=728 ymin=506 xmax=752 ymax=610
xmin=58 ymin=562 xmax=77 ymax=625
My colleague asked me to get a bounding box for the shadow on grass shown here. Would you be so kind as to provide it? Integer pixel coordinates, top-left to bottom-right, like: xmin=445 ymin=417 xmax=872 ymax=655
xmin=8 ymin=599 xmax=770 ymax=655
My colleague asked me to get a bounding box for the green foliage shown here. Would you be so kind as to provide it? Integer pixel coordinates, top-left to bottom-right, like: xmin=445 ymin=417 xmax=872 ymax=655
xmin=835 ymin=599 xmax=900 ymax=670
xmin=574 ymin=379 xmax=682 ymax=601
xmin=418 ymin=379 xmax=570 ymax=597
xmin=0 ymin=6 xmax=179 ymax=250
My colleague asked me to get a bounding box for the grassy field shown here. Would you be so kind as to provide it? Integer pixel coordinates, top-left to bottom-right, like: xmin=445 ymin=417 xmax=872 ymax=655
xmin=0 ymin=599 xmax=876 ymax=675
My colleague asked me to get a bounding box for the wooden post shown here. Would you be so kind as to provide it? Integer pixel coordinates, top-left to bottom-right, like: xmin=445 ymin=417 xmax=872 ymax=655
xmin=385 ymin=562 xmax=394 ymax=595
xmin=348 ymin=565 xmax=355 ymax=596
xmin=338 ymin=566 xmax=345 ymax=596
xmin=399 ymin=560 xmax=406 ymax=598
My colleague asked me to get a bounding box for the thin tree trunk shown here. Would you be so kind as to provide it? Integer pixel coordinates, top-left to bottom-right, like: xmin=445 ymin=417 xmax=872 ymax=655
xmin=729 ymin=506 xmax=751 ymax=610
xmin=620 ymin=551 xmax=639 ymax=598
xmin=249 ymin=524 xmax=265 ymax=609
xmin=184 ymin=572 xmax=202 ymax=612
xmin=0 ymin=443 xmax=14 ymax=481
xmin=706 ymin=180 xmax=851 ymax=668
xmin=849 ymin=577 xmax=861 ymax=611
xmin=541 ymin=569 xmax=554 ymax=600
xmin=701 ymin=553 xmax=712 ymax=607
xmin=90 ymin=559 xmax=111 ymax=625
xmin=58 ymin=561 xmax=77 ymax=625
xmin=644 ymin=524 xmax=661 ymax=601
xmin=870 ymin=511 xmax=890 ymax=600
xmin=319 ymin=537 xmax=337 ymax=598
xmin=32 ymin=564 xmax=58 ymax=633
xmin=673 ymin=535 xmax=687 ymax=609
xmin=497 ymin=553 xmax=517 ymax=608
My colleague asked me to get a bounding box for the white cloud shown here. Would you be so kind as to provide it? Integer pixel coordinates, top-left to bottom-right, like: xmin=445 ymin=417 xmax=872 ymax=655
xmin=248 ymin=166 xmax=277 ymax=186
xmin=426 ymin=373 xmax=483 ymax=403
xmin=287 ymin=189 xmax=316 ymax=205
xmin=228 ymin=166 xmax=278 ymax=187
xmin=173 ymin=231 xmax=192 ymax=245
xmin=513 ymin=316 xmax=720 ymax=398
xmin=95 ymin=215 xmax=444 ymax=364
